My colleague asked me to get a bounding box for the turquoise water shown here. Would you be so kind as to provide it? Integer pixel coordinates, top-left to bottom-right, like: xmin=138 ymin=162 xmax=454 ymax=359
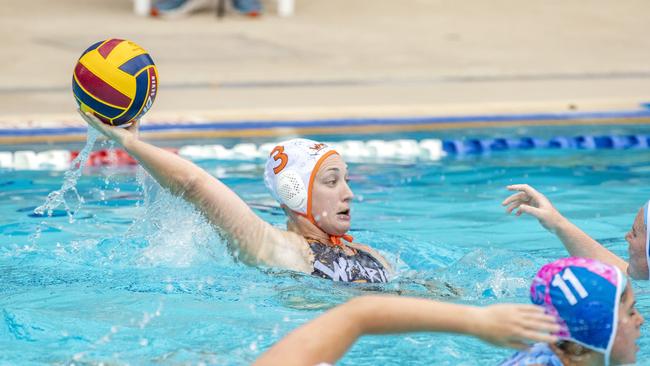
xmin=1 ymin=128 xmax=649 ymax=365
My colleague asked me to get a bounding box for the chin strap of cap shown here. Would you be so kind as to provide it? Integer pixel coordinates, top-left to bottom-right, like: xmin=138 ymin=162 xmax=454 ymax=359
xmin=330 ymin=234 xmax=354 ymax=248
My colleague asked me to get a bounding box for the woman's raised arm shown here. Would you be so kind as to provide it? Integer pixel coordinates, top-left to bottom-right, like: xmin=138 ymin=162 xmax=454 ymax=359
xmin=80 ymin=111 xmax=312 ymax=272
xmin=503 ymin=184 xmax=629 ymax=273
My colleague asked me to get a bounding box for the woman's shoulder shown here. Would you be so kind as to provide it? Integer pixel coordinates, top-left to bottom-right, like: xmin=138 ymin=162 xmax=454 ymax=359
xmin=348 ymin=242 xmax=373 ymax=252
xmin=250 ymin=228 xmax=314 ymax=273
xmin=348 ymin=242 xmax=393 ymax=275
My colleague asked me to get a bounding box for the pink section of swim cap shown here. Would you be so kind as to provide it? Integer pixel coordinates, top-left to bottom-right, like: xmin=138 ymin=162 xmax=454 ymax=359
xmin=535 ymin=257 xmax=618 ymax=287
xmin=530 ymin=274 xmax=569 ymax=337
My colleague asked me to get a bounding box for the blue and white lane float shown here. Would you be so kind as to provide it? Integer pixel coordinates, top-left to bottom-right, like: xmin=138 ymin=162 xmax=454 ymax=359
xmin=3 ymin=134 xmax=650 ymax=170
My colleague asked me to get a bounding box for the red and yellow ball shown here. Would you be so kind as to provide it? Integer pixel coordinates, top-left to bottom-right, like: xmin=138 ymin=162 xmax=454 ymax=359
xmin=73 ymin=39 xmax=158 ymax=126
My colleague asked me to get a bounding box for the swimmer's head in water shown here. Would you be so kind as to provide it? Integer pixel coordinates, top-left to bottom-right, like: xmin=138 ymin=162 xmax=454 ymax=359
xmin=264 ymin=139 xmax=354 ymax=236
xmin=625 ymin=203 xmax=650 ymax=280
xmin=643 ymin=201 xmax=650 ymax=280
xmin=644 ymin=201 xmax=650 ymax=280
xmin=531 ymin=257 xmax=633 ymax=365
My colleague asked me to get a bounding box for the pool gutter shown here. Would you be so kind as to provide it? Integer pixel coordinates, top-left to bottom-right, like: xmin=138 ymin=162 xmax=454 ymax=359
xmin=1 ymin=102 xmax=649 ymax=144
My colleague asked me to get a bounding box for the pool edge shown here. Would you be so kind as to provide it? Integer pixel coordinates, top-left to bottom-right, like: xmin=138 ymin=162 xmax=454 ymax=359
xmin=1 ymin=102 xmax=650 ymax=144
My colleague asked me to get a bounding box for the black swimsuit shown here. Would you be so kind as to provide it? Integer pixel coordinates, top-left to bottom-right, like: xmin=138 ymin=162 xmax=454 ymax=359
xmin=308 ymin=241 xmax=389 ymax=283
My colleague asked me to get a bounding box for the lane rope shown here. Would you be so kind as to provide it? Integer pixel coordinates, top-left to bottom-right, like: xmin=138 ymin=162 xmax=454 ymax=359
xmin=2 ymin=134 xmax=650 ymax=170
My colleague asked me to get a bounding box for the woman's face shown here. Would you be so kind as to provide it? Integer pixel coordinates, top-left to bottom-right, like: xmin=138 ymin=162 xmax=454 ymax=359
xmin=310 ymin=154 xmax=354 ymax=236
xmin=610 ymin=285 xmax=644 ymax=365
xmin=624 ymin=207 xmax=649 ymax=279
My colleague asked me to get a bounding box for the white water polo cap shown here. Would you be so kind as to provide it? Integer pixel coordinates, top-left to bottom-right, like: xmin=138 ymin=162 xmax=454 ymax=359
xmin=264 ymin=138 xmax=338 ymax=217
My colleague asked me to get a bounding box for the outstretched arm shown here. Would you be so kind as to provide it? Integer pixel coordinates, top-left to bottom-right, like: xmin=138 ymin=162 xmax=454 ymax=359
xmin=79 ymin=111 xmax=311 ymax=271
xmin=502 ymin=184 xmax=628 ymax=272
xmin=254 ymin=295 xmax=559 ymax=366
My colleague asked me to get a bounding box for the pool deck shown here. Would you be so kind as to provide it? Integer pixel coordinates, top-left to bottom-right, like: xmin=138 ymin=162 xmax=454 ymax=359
xmin=1 ymin=0 xmax=650 ymax=143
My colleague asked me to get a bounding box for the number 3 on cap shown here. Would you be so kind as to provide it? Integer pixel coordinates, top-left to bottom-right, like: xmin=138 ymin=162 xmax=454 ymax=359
xmin=270 ymin=146 xmax=288 ymax=174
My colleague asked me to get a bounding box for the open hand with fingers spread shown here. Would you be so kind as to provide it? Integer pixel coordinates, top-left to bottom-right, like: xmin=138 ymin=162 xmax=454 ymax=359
xmin=502 ymin=184 xmax=566 ymax=232
xmin=473 ymin=304 xmax=559 ymax=350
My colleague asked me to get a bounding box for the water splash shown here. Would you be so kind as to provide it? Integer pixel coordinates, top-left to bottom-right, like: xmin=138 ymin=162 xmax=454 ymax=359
xmin=33 ymin=128 xmax=100 ymax=222
xmin=438 ymin=248 xmax=534 ymax=300
xmin=83 ymin=169 xmax=227 ymax=269
xmin=129 ymin=182 xmax=225 ymax=268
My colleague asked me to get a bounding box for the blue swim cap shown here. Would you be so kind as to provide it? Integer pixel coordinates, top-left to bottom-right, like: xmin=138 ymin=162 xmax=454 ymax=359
xmin=530 ymin=257 xmax=627 ymax=366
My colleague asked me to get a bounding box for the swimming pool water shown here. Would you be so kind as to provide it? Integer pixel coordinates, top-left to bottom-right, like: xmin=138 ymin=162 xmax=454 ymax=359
xmin=1 ymin=129 xmax=649 ymax=365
